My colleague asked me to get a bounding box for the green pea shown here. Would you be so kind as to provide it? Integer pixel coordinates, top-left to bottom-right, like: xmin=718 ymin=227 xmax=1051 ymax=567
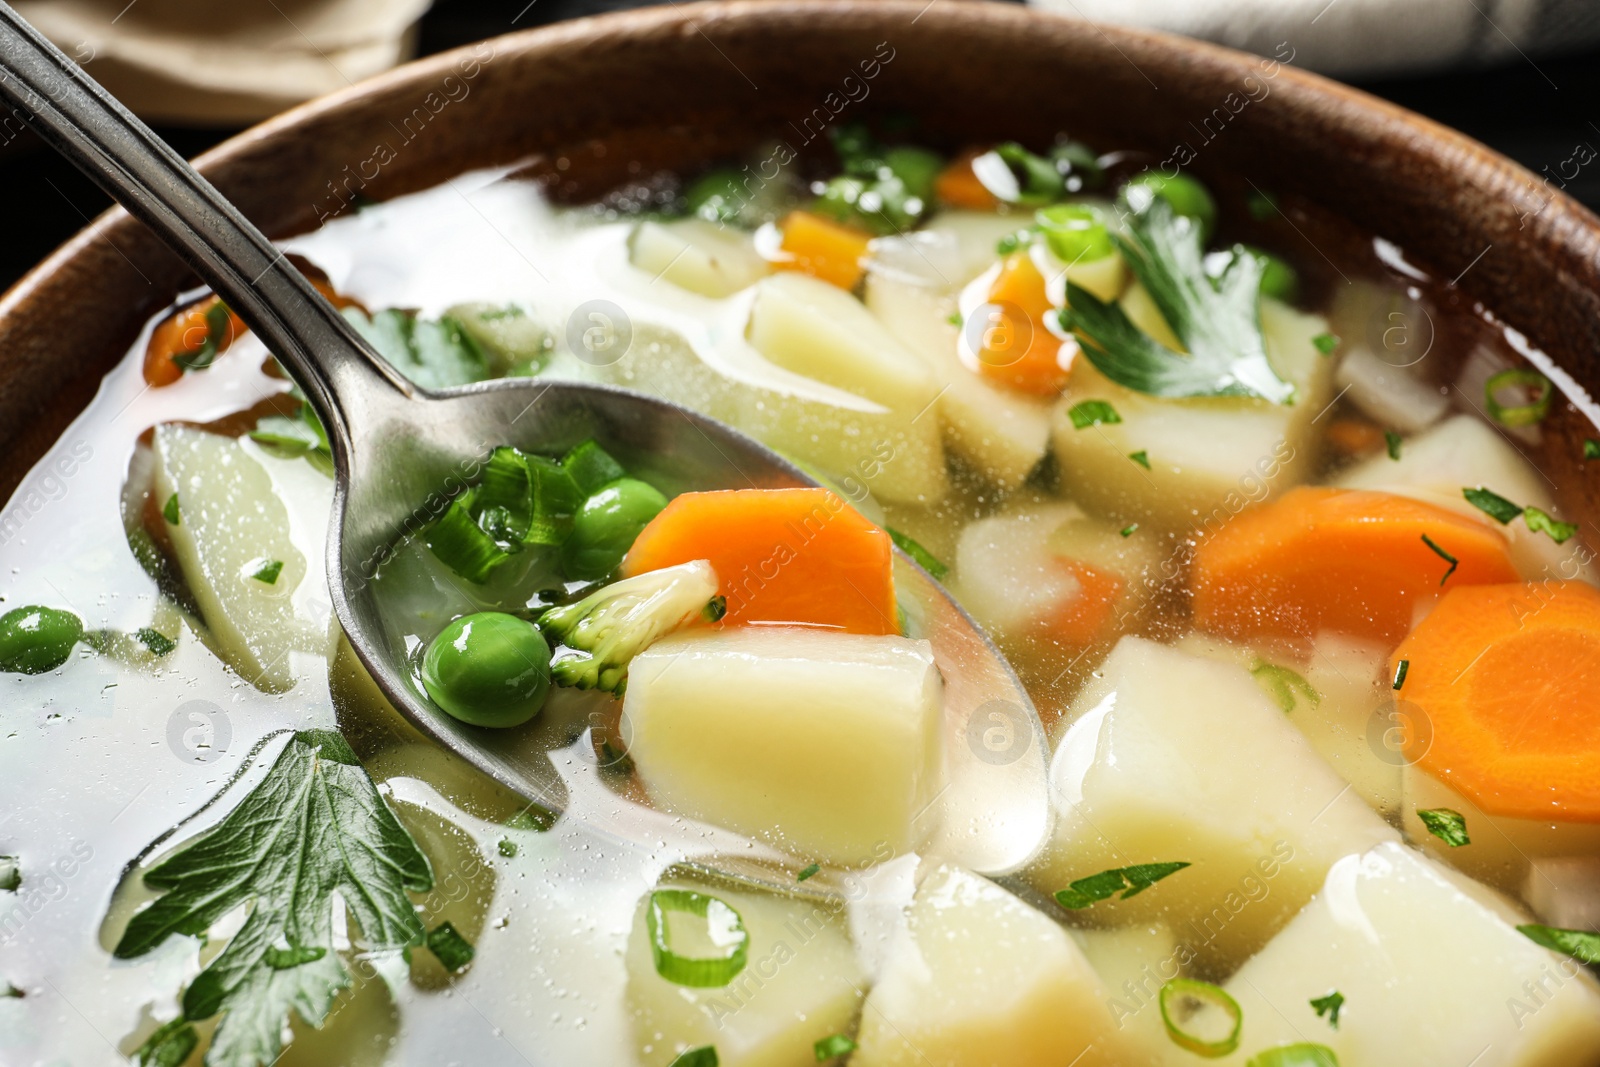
xmin=685 ymin=168 xmax=748 ymax=225
xmin=421 ymin=611 xmax=551 ymax=728
xmin=1254 ymin=249 xmax=1300 ymax=303
xmin=1036 ymin=203 xmax=1114 ymax=263
xmin=883 ymin=146 xmax=943 ymax=202
xmin=1123 ymin=172 xmax=1218 ymax=243
xmin=563 ymin=478 xmax=669 ymax=581
xmin=0 ymin=605 xmax=83 ymax=674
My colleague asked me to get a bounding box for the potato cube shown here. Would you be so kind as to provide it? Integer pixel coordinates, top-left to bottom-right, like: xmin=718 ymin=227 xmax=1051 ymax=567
xmin=628 ymin=218 xmax=770 ymax=299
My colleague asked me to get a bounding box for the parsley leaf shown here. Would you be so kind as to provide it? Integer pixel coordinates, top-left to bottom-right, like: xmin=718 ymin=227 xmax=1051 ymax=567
xmin=1309 ymin=990 xmax=1344 ymax=1028
xmin=135 ymin=628 xmax=176 ymax=657
xmin=136 ymin=1017 xmax=199 ymax=1067
xmin=669 ymin=1047 xmax=720 ymax=1067
xmin=1068 ymin=400 xmax=1122 ymax=429
xmin=1061 ymin=198 xmax=1294 ymax=404
xmin=1120 ymin=523 xmax=1139 ymax=538
xmin=886 ymin=527 xmax=949 ymax=580
xmin=1420 ymin=534 xmax=1458 ymax=585
xmin=1384 ymin=431 xmax=1402 ymax=460
xmin=1524 ymin=506 xmax=1578 ymax=544
xmin=796 ymin=863 xmax=821 ymax=883
xmin=1463 ymin=487 xmax=1522 ymax=524
xmin=343 ymin=307 xmax=489 ymax=390
xmin=1128 ymin=449 xmax=1151 ymax=469
xmin=1311 ymin=332 xmax=1340 ymax=356
xmin=426 ymin=921 xmax=476 ymax=973
xmin=113 ymin=730 xmax=433 ymax=1067
xmin=1054 ymin=862 xmax=1189 ymax=909
xmin=1417 ymin=807 xmax=1470 ymax=847
xmin=1585 ymin=439 xmax=1600 ymax=461
xmin=815 ymin=1033 xmax=858 ymax=1060
xmin=1518 ymin=924 xmax=1600 ymax=965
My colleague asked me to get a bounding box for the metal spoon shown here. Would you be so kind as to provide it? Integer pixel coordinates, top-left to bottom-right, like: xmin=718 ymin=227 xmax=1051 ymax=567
xmin=0 ymin=5 xmax=1051 ymax=876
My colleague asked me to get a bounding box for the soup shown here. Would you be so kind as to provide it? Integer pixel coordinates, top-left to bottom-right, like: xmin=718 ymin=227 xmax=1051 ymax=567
xmin=2 ymin=125 xmax=1598 ymax=1067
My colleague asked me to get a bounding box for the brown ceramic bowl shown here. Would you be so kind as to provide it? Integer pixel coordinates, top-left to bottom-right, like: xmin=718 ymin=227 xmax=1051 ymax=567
xmin=2 ymin=0 xmax=1598 ymax=525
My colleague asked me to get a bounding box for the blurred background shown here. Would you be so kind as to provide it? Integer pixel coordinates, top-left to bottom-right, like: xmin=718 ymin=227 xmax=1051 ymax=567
xmin=2 ymin=0 xmax=1596 ymax=291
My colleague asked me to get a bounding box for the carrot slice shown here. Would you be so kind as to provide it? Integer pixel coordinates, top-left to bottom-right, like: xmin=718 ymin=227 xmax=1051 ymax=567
xmin=935 ymin=149 xmax=1000 ymax=211
xmin=975 ymin=252 xmax=1072 ymax=396
xmin=775 ymin=210 xmax=872 ymax=290
xmin=1392 ymin=581 xmax=1600 ymax=821
xmin=1325 ymin=418 xmax=1385 ymax=458
xmin=623 ymin=488 xmax=897 ymax=635
xmin=1191 ymin=486 xmax=1520 ymax=646
xmin=1041 ymin=560 xmax=1122 ymax=646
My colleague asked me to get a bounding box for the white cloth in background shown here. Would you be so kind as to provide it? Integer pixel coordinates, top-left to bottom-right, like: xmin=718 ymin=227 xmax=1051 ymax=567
xmin=1027 ymin=0 xmax=1600 ymax=77
xmin=15 ymin=0 xmax=434 ymax=123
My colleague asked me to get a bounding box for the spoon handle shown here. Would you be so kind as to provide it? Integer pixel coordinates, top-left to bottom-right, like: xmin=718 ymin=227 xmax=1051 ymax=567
xmin=0 ymin=3 xmax=405 ymax=449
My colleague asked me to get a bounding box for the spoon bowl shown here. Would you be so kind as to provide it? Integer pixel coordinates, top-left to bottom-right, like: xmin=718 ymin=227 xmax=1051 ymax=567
xmin=0 ymin=2 xmax=1052 ymax=876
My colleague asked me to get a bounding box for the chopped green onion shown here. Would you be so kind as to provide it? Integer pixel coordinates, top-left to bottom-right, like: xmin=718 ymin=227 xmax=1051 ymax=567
xmin=1518 ymin=923 xmax=1600 ymax=964
xmin=887 ymin=527 xmax=949 ymax=580
xmin=135 ymin=628 xmax=176 ymax=657
xmin=1054 ymin=862 xmax=1189 ymax=909
xmin=1484 ymin=367 xmax=1552 ymax=426
xmin=1251 ymin=661 xmax=1320 ymax=714
xmin=1050 ymin=140 xmax=1104 ymax=190
xmin=249 ymin=559 xmax=284 ymax=585
xmin=563 ymin=439 xmax=627 ymax=495
xmin=1311 ymin=332 xmax=1339 ymax=356
xmin=647 ymin=889 xmax=749 ymax=988
xmin=0 ymin=982 xmax=19 ymax=998
xmin=995 ymin=229 xmax=1031 ymax=256
xmin=685 ymin=168 xmax=748 ymax=225
xmin=979 ymin=142 xmax=1066 ymax=205
xmin=1385 ymin=431 xmax=1402 ymax=460
xmin=797 ymin=863 xmax=821 ymax=883
xmin=1420 ymin=533 xmax=1458 ymax=585
xmin=162 ymin=493 xmax=180 ymax=526
xmin=814 ymin=1034 xmax=857 ymax=1061
xmin=497 ymin=837 xmax=517 ymax=858
xmin=1160 ymin=977 xmax=1242 ymax=1057
xmin=1309 ymin=990 xmax=1344 ymax=1029
xmin=946 ymin=311 xmax=963 ymax=326
xmin=702 ymin=595 xmax=728 ymax=623
xmin=425 ymin=491 xmax=511 ymax=584
xmin=1246 ymin=1044 xmax=1339 ymax=1067
xmin=1524 ymin=506 xmax=1578 ymax=544
xmin=1120 ymin=523 xmax=1139 ymax=538
xmin=426 ymin=921 xmax=475 ymax=973
xmin=668 ymin=1047 xmax=719 ymax=1067
xmin=1128 ymin=449 xmax=1151 ymax=469
xmin=1585 ymin=439 xmax=1600 ymax=460
xmin=1036 ymin=203 xmax=1114 ymax=263
xmin=1463 ymin=486 xmax=1521 ymax=524
xmin=1068 ymin=400 xmax=1121 ymax=429
xmin=478 ymin=447 xmax=582 ymax=546
xmin=1392 ymin=658 xmax=1409 ymax=690
xmin=0 ymin=856 xmax=18 ymax=892
xmin=1417 ymin=807 xmax=1470 ymax=847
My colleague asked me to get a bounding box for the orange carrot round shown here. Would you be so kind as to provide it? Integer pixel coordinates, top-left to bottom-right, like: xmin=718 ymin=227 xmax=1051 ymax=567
xmin=623 ymin=487 xmax=897 ymax=635
xmin=775 ymin=210 xmax=872 ymax=291
xmin=142 ymin=297 xmax=247 ymax=387
xmin=1392 ymin=581 xmax=1600 ymax=821
xmin=935 ymin=149 xmax=1000 ymax=211
xmin=1041 ymin=560 xmax=1122 ymax=646
xmin=1191 ymin=486 xmax=1520 ymax=646
xmin=974 ymin=252 xmax=1072 ymax=396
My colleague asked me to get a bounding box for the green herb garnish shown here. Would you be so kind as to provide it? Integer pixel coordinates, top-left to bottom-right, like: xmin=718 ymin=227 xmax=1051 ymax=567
xmin=249 ymin=559 xmax=284 ymax=585
xmin=887 ymin=527 xmax=949 ymax=580
xmin=162 ymin=493 xmax=180 ymax=526
xmin=1252 ymin=661 xmax=1320 ymax=714
xmin=507 ymin=803 xmax=558 ymax=832
xmin=1120 ymin=523 xmax=1139 ymax=538
xmin=669 ymin=1048 xmax=719 ymax=1067
xmin=1247 ymin=1045 xmax=1339 ymax=1067
xmin=797 ymin=863 xmax=821 ymax=883
xmin=1585 ymin=439 xmax=1600 ymax=460
xmin=426 ymin=921 xmax=476 ymax=972
xmin=1420 ymin=533 xmax=1458 ymax=585
xmin=0 ymin=855 xmax=18 ymax=892
xmin=1068 ymin=400 xmax=1122 ymax=429
xmin=113 ymin=730 xmax=433 ymax=1067
xmin=134 ymin=1016 xmax=199 ymax=1067
xmin=647 ymin=889 xmax=749 ymax=988
xmin=1054 ymin=862 xmax=1190 ymax=909
xmin=1463 ymin=486 xmax=1522 ymax=524
xmin=1311 ymin=332 xmax=1340 ymax=356
xmin=343 ymin=307 xmax=489 ymax=389
xmin=814 ymin=1034 xmax=857 ymax=1061
xmin=1385 ymin=431 xmax=1402 ymax=460
xmin=1392 ymin=658 xmax=1409 ymax=690
xmin=702 ymin=595 xmax=728 ymax=623
xmin=498 ymin=837 xmax=517 ymax=858
xmin=135 ymin=628 xmax=176 ymax=656
xmin=1061 ymin=197 xmax=1295 ymax=404
xmin=1128 ymin=449 xmax=1151 ymax=469
xmin=1160 ymin=977 xmax=1243 ymax=1057
xmin=1484 ymin=367 xmax=1552 ymax=427
xmin=1524 ymin=506 xmax=1578 ymax=544
xmin=172 ymin=301 xmax=234 ymax=372
xmin=1309 ymin=990 xmax=1344 ymax=1028
xmin=1518 ymin=924 xmax=1600 ymax=964
xmin=1417 ymin=807 xmax=1470 ymax=847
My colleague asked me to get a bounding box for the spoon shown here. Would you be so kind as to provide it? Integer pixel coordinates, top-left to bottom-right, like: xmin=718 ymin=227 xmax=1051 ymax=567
xmin=0 ymin=5 xmax=1051 ymax=876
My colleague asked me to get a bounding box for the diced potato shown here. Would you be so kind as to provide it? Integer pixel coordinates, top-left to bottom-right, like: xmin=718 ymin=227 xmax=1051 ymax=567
xmin=622 ymin=627 xmax=944 ymax=866
xmin=1051 ymin=298 xmax=1333 ymax=528
xmin=746 ymin=272 xmax=941 ymax=413
xmin=866 ymin=273 xmax=1053 ymax=489
xmin=923 ymin=209 xmax=1034 ymax=284
xmin=446 ymin=302 xmax=552 ymax=374
xmin=1524 ymin=857 xmax=1600 ymax=931
xmin=1334 ymin=343 xmax=1450 ymax=434
xmin=1218 ymin=842 xmax=1600 ymax=1067
xmin=1325 ymin=278 xmax=1450 ymax=433
xmin=1335 ymin=414 xmax=1594 ymax=583
xmin=852 ymin=865 xmax=1148 ymax=1067
xmin=151 ymin=424 xmax=326 ymax=692
xmin=1073 ymin=922 xmax=1186 ymax=1062
xmin=625 ymin=877 xmax=864 ymax=1067
xmin=1403 ymin=764 xmax=1600 ymax=894
xmin=592 ymin=322 xmax=947 ymax=504
xmin=1024 ymin=637 xmax=1398 ymax=971
xmin=951 ymin=501 xmax=1161 ymax=668
xmin=628 ymin=218 xmax=770 ymax=299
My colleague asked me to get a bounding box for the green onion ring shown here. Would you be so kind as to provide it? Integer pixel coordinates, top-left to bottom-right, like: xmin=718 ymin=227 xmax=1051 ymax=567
xmin=647 ymin=889 xmax=749 ymax=988
xmin=1160 ymin=977 xmax=1243 ymax=1057
xmin=1245 ymin=1043 xmax=1340 ymax=1067
xmin=1484 ymin=367 xmax=1552 ymax=427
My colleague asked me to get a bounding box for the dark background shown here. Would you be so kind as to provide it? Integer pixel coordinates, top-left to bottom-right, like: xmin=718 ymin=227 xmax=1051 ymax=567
xmin=2 ymin=0 xmax=1596 ymax=292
